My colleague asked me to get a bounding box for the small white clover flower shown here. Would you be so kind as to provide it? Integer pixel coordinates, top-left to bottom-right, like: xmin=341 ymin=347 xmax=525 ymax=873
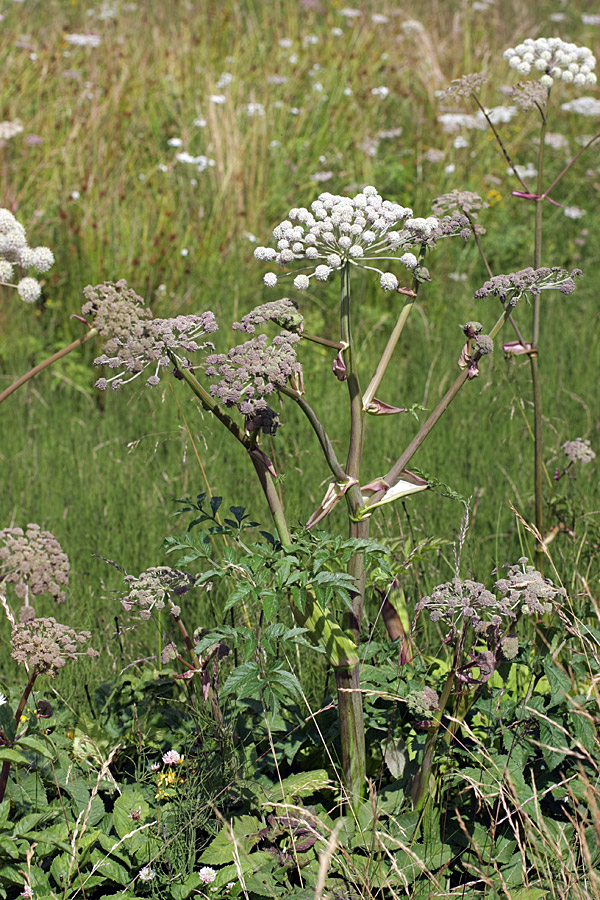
xmin=138 ymin=865 xmax=156 ymax=883
xmin=504 ymin=37 xmax=596 ymax=87
xmin=162 ymin=749 xmax=181 ymax=765
xmin=254 ymin=187 xmax=468 ymax=294
xmin=198 ymin=867 xmax=217 ymax=884
xmin=17 ymin=277 xmax=42 ymax=303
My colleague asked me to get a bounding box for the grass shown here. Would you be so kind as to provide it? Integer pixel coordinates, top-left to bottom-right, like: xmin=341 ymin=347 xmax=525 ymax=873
xmin=0 ymin=4 xmax=599 ymax=895
xmin=1 ymin=0 xmax=599 ymax=683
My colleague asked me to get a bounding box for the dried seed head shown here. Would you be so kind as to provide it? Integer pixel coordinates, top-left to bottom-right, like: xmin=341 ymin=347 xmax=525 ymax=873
xmin=11 ymin=617 xmax=98 ymax=678
xmin=0 ymin=524 xmax=70 ymax=603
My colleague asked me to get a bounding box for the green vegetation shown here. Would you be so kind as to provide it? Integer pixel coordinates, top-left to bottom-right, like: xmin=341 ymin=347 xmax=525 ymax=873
xmin=0 ymin=1 xmax=599 ymax=897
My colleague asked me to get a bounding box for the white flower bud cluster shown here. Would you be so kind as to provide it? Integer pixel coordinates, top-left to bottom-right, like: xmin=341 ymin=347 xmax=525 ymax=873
xmin=504 ymin=37 xmax=597 ymax=88
xmin=254 ymin=186 xmax=442 ymax=293
xmin=0 ymin=209 xmax=55 ymax=304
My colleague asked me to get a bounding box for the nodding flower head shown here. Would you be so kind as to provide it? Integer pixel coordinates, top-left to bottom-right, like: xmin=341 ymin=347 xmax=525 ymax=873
xmin=474 ymin=266 xmax=582 ymax=306
xmin=84 ymin=280 xmax=218 ymax=391
xmin=504 ymin=37 xmax=597 ymax=87
xmin=254 ymin=186 xmax=468 ymax=293
xmin=206 ymin=330 xmax=302 ymax=434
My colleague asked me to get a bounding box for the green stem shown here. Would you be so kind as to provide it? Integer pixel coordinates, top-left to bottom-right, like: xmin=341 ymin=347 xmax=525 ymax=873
xmin=335 ymin=664 xmax=366 ymax=809
xmin=279 ymin=386 xmax=347 ymax=482
xmin=364 ymin=307 xmax=511 ymax=511
xmin=341 ymin=264 xmax=364 ymax=482
xmin=0 ymin=328 xmax=98 ymax=405
xmin=410 ymin=631 xmax=465 ymax=810
xmin=362 ymin=292 xmax=417 ymax=411
xmin=463 ymin=211 xmax=526 ymax=346
xmin=531 ymin=105 xmax=547 ymax=572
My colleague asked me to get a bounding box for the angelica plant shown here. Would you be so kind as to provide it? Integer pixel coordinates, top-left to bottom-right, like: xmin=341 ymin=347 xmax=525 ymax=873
xmin=439 ymin=35 xmax=598 ymax=569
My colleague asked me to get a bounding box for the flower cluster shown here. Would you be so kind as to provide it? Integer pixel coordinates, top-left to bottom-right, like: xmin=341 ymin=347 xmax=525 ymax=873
xmin=562 ymin=438 xmax=595 ymax=465
xmin=119 ymin=567 xmax=195 ymax=620
xmin=495 ymin=559 xmax=565 ymax=614
xmin=437 ymin=72 xmax=488 ymax=99
xmin=84 ymin=280 xmax=218 ymax=391
xmin=417 ymin=559 xmax=565 ymax=638
xmin=233 ymin=298 xmax=304 ymax=335
xmin=504 ymin=38 xmax=597 ymax=87
xmin=406 ymin=686 xmax=440 ymax=720
xmin=138 ymin=866 xmax=155 ymax=883
xmin=432 ymin=190 xmax=488 ymax=235
xmin=416 ymin=577 xmax=515 ymax=637
xmin=474 ymin=267 xmax=581 ymax=306
xmin=11 ymin=617 xmax=98 ymax=677
xmin=0 ymin=525 xmax=70 ymax=604
xmin=0 ymin=209 xmax=55 ymax=303
xmin=254 ymin=186 xmax=467 ymax=293
xmin=510 ymin=80 xmax=549 ymax=111
xmin=206 ymin=331 xmax=302 ymax=433
xmin=0 ymin=120 xmax=24 ymax=144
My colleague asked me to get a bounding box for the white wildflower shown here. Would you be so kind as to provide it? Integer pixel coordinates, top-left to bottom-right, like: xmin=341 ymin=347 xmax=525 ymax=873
xmin=504 ymin=37 xmax=596 ymax=86
xmin=198 ymin=867 xmax=217 ymax=884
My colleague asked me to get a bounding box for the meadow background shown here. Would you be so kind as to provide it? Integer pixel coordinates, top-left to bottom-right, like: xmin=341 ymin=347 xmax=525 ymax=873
xmin=1 ymin=0 xmax=600 ymax=897
xmin=1 ymin=0 xmax=598 ymax=691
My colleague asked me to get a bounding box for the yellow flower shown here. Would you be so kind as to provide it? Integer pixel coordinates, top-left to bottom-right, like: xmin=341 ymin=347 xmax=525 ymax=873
xmin=486 ymin=189 xmax=502 ymax=207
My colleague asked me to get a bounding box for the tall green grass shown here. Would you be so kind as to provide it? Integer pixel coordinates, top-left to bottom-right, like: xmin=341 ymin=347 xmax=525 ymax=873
xmin=1 ymin=0 xmax=598 ymax=694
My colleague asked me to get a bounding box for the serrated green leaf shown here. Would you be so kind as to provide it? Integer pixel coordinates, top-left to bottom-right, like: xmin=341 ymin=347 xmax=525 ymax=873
xmin=543 ymin=658 xmax=571 ymax=707
xmin=16 ymin=735 xmax=54 ymax=759
xmin=0 ymin=748 xmax=28 ymax=765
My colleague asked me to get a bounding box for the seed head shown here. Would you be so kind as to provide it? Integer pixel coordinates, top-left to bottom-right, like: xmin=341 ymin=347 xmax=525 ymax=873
xmin=11 ymin=617 xmax=98 ymax=677
xmin=85 ymin=280 xmax=218 ymax=391
xmin=474 ymin=266 xmax=582 ymax=306
xmin=119 ymin=567 xmax=195 ymax=620
xmin=206 ymin=330 xmax=302 ymax=433
xmin=0 ymin=524 xmax=70 ymax=604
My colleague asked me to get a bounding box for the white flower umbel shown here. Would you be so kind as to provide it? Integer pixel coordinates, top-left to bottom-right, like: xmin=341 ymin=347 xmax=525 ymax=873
xmin=504 ymin=37 xmax=597 ymax=87
xmin=254 ymin=186 xmax=444 ymax=292
xmin=0 ymin=209 xmax=55 ymax=303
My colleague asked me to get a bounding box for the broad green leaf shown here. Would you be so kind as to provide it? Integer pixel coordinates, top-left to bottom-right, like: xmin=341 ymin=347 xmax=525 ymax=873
xmin=89 ymin=849 xmax=130 ymax=884
xmin=0 ymin=705 xmax=16 ymax=742
xmin=170 ymin=873 xmax=201 ymax=899
xmin=112 ymin=789 xmax=151 ymax=846
xmin=16 ymin=735 xmax=54 ymax=759
xmin=0 ymin=748 xmax=28 ymax=765
xmin=201 ymin=816 xmax=262 ymax=864
xmin=543 ymin=658 xmax=571 ymax=707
